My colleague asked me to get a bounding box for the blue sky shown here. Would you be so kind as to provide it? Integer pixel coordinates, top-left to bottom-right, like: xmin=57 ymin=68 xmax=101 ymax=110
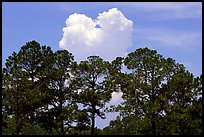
xmin=2 ymin=2 xmax=202 ymax=128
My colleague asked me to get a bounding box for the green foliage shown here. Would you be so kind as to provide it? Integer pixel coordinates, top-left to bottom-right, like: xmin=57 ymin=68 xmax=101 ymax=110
xmin=104 ymin=47 xmax=202 ymax=135
xmin=72 ymin=56 xmax=112 ymax=135
xmin=21 ymin=123 xmax=50 ymax=135
xmin=2 ymin=41 xmax=202 ymax=135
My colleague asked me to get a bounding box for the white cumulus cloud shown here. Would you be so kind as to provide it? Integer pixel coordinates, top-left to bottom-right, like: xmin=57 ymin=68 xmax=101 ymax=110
xmin=111 ymin=91 xmax=123 ymax=104
xmin=59 ymin=8 xmax=133 ymax=62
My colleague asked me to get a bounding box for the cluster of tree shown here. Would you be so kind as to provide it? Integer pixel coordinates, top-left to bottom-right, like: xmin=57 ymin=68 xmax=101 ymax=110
xmin=2 ymin=41 xmax=202 ymax=135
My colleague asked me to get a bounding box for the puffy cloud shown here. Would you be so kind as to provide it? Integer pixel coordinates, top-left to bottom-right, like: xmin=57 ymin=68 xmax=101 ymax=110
xmin=111 ymin=91 xmax=123 ymax=104
xmin=59 ymin=8 xmax=133 ymax=62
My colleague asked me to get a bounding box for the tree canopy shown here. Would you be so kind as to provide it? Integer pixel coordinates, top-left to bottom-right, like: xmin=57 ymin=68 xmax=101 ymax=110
xmin=2 ymin=41 xmax=202 ymax=135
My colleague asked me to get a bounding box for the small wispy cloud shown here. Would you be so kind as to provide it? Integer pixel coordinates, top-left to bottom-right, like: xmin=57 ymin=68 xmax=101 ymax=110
xmin=109 ymin=2 xmax=202 ymax=20
xmin=134 ymin=28 xmax=202 ymax=49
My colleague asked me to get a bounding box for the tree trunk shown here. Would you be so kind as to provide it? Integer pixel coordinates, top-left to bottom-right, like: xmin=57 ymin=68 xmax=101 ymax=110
xmin=16 ymin=110 xmax=20 ymax=135
xmin=151 ymin=93 xmax=156 ymax=135
xmin=59 ymin=99 xmax=64 ymax=135
xmin=91 ymin=75 xmax=96 ymax=135
xmin=16 ymin=84 xmax=20 ymax=135
xmin=59 ymin=81 xmax=64 ymax=135
xmin=152 ymin=113 xmax=156 ymax=135
xmin=91 ymin=110 xmax=95 ymax=135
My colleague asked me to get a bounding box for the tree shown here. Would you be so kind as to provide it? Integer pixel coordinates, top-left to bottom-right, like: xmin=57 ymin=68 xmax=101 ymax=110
xmin=44 ymin=50 xmax=90 ymax=135
xmin=104 ymin=48 xmax=202 ymax=135
xmin=2 ymin=62 xmax=26 ymax=135
xmin=72 ymin=56 xmax=112 ymax=135
xmin=2 ymin=41 xmax=55 ymax=134
xmin=17 ymin=41 xmax=55 ymax=124
xmin=158 ymin=68 xmax=202 ymax=135
xmin=44 ymin=50 xmax=75 ymax=135
xmin=114 ymin=47 xmax=178 ymax=135
xmin=2 ymin=41 xmax=202 ymax=135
